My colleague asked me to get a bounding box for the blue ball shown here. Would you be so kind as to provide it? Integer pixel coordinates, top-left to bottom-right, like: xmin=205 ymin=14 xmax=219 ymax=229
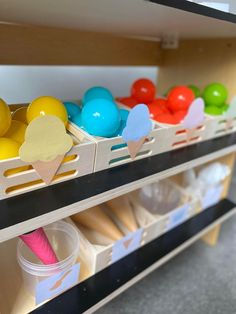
xmin=120 ymin=109 xmax=129 ymax=122
xmin=71 ymin=113 xmax=85 ymax=130
xmin=63 ymin=102 xmax=81 ymax=120
xmin=81 ymin=98 xmax=120 ymax=137
xmin=82 ymin=87 xmax=114 ymax=105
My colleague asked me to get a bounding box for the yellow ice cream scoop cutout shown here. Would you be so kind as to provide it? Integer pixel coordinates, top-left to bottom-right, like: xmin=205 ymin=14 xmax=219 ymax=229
xmin=20 ymin=115 xmax=73 ymax=184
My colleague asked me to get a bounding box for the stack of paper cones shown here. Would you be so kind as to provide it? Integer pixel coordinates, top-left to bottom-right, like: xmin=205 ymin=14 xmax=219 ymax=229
xmin=106 ymin=196 xmax=137 ymax=232
xmin=32 ymin=155 xmax=64 ymax=185
xmin=19 ymin=228 xmax=59 ymax=265
xmin=127 ymin=136 xmax=146 ymax=159
xmin=71 ymin=206 xmax=123 ymax=241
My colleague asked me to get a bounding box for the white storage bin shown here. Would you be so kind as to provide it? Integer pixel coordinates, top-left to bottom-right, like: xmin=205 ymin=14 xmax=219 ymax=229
xmin=0 ymin=122 xmax=96 ymax=199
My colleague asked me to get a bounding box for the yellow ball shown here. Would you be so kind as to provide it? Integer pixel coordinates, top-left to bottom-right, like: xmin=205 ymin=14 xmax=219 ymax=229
xmin=27 ymin=96 xmax=68 ymax=125
xmin=0 ymin=99 xmax=12 ymax=136
xmin=0 ymin=138 xmax=20 ymax=160
xmin=12 ymin=107 xmax=28 ymax=124
xmin=5 ymin=120 xmax=27 ymax=144
xmin=0 ymin=137 xmax=29 ymax=176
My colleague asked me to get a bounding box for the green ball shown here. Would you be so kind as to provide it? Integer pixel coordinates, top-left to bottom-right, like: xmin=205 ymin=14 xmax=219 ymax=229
xmin=205 ymin=106 xmax=223 ymax=116
xmin=222 ymin=104 xmax=229 ymax=112
xmin=188 ymin=85 xmax=201 ymax=98
xmin=203 ymin=83 xmax=228 ymax=107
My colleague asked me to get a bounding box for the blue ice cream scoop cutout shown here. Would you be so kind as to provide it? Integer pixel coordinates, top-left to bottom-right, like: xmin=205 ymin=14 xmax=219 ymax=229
xmin=122 ymin=104 xmax=152 ymax=142
xmin=122 ymin=104 xmax=152 ymax=159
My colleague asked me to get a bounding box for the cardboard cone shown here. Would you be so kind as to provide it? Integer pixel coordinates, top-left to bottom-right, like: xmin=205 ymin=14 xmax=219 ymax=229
xmin=72 ymin=206 xmax=123 ymax=241
xmin=106 ymin=196 xmax=138 ymax=232
xmin=32 ymin=155 xmax=64 ymax=185
xmin=78 ymin=224 xmax=113 ymax=246
xmin=127 ymin=136 xmax=146 ymax=159
xmin=19 ymin=228 xmax=59 ymax=265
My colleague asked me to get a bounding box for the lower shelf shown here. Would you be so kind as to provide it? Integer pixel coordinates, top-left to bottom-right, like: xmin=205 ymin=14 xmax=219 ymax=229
xmin=33 ymin=199 xmax=236 ymax=314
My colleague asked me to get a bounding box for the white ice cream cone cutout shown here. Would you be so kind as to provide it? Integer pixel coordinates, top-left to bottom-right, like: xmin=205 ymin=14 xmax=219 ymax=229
xmin=19 ymin=115 xmax=73 ymax=185
xmin=107 ymin=196 xmax=138 ymax=232
xmin=122 ymin=104 xmax=152 ymax=159
xmin=224 ymin=96 xmax=236 ymax=130
xmin=182 ymin=98 xmax=205 ymax=143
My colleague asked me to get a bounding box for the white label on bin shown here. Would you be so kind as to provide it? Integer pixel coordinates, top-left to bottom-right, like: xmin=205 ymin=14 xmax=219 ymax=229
xmin=202 ymin=184 xmax=223 ymax=210
xmin=167 ymin=204 xmax=190 ymax=231
xmin=35 ymin=263 xmax=80 ymax=305
xmin=111 ymin=228 xmax=143 ymax=263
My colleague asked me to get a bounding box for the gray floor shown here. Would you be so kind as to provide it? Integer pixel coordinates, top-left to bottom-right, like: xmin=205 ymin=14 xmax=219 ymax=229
xmin=97 ymin=185 xmax=236 ymax=314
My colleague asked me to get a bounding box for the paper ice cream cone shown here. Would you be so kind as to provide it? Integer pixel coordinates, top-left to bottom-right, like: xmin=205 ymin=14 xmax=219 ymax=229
xmin=72 ymin=206 xmax=123 ymax=241
xmin=19 ymin=228 xmax=58 ymax=265
xmin=107 ymin=196 xmax=137 ymax=232
xmin=32 ymin=155 xmax=64 ymax=185
xmin=127 ymin=136 xmax=146 ymax=159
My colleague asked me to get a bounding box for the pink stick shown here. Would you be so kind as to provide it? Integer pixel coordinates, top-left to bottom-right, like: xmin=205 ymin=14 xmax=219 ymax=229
xmin=19 ymin=228 xmax=59 ymax=265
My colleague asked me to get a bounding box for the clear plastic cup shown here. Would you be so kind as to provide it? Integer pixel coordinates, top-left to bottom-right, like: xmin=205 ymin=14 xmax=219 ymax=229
xmin=17 ymin=220 xmax=80 ymax=294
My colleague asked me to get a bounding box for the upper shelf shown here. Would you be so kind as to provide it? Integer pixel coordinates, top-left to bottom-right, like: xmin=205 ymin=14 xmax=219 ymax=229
xmin=1 ymin=133 xmax=236 ymax=243
xmin=1 ymin=0 xmax=236 ymax=40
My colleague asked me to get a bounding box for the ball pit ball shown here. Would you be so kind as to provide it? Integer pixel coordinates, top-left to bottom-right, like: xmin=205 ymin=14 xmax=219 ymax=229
xmin=205 ymin=105 xmax=223 ymax=116
xmin=12 ymin=107 xmax=28 ymax=124
xmin=5 ymin=120 xmax=27 ymax=144
xmin=222 ymin=104 xmax=229 ymax=112
xmin=63 ymin=102 xmax=81 ymax=120
xmin=82 ymin=87 xmax=114 ymax=105
xmin=167 ymin=86 xmax=195 ymax=112
xmin=81 ymin=98 xmax=121 ymax=137
xmin=148 ymin=103 xmax=168 ymax=119
xmin=203 ymin=83 xmax=228 ymax=107
xmin=148 ymin=98 xmax=170 ymax=119
xmin=118 ymin=97 xmax=137 ymax=108
xmin=0 ymin=98 xmax=11 ymax=136
xmin=71 ymin=113 xmax=85 ymax=130
xmin=120 ymin=109 xmax=129 ymax=122
xmin=188 ymin=85 xmax=201 ymax=98
xmin=155 ymin=113 xmax=177 ymax=125
xmin=0 ymin=137 xmax=20 ymax=160
xmin=173 ymin=110 xmax=187 ymax=123
xmin=131 ymin=78 xmax=156 ymax=104
xmin=27 ymin=96 xmax=68 ymax=125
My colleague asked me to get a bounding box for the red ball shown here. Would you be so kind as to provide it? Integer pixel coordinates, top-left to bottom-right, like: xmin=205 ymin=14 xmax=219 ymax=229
xmin=149 ymin=98 xmax=169 ymax=112
xmin=173 ymin=110 xmax=187 ymax=123
xmin=131 ymin=78 xmax=156 ymax=104
xmin=155 ymin=113 xmax=177 ymax=125
xmin=167 ymin=86 xmax=194 ymax=112
xmin=148 ymin=99 xmax=170 ymax=119
xmin=118 ymin=97 xmax=137 ymax=108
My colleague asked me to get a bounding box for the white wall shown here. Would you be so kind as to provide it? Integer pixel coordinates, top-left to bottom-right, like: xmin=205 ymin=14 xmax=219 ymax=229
xmin=0 ymin=66 xmax=158 ymax=104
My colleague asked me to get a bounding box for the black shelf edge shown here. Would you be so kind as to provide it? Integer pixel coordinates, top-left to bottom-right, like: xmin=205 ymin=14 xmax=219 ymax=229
xmin=1 ymin=133 xmax=236 ymax=233
xmin=148 ymin=0 xmax=236 ymax=24
xmin=34 ymin=199 xmax=235 ymax=314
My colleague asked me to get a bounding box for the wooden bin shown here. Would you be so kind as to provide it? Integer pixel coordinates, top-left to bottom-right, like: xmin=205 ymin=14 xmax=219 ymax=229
xmin=154 ymin=116 xmax=213 ymax=151
xmin=206 ymin=114 xmax=236 ymax=139
xmin=66 ymin=202 xmax=160 ymax=274
xmin=0 ymin=121 xmax=96 ymax=199
xmin=128 ymin=179 xmax=199 ymax=245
